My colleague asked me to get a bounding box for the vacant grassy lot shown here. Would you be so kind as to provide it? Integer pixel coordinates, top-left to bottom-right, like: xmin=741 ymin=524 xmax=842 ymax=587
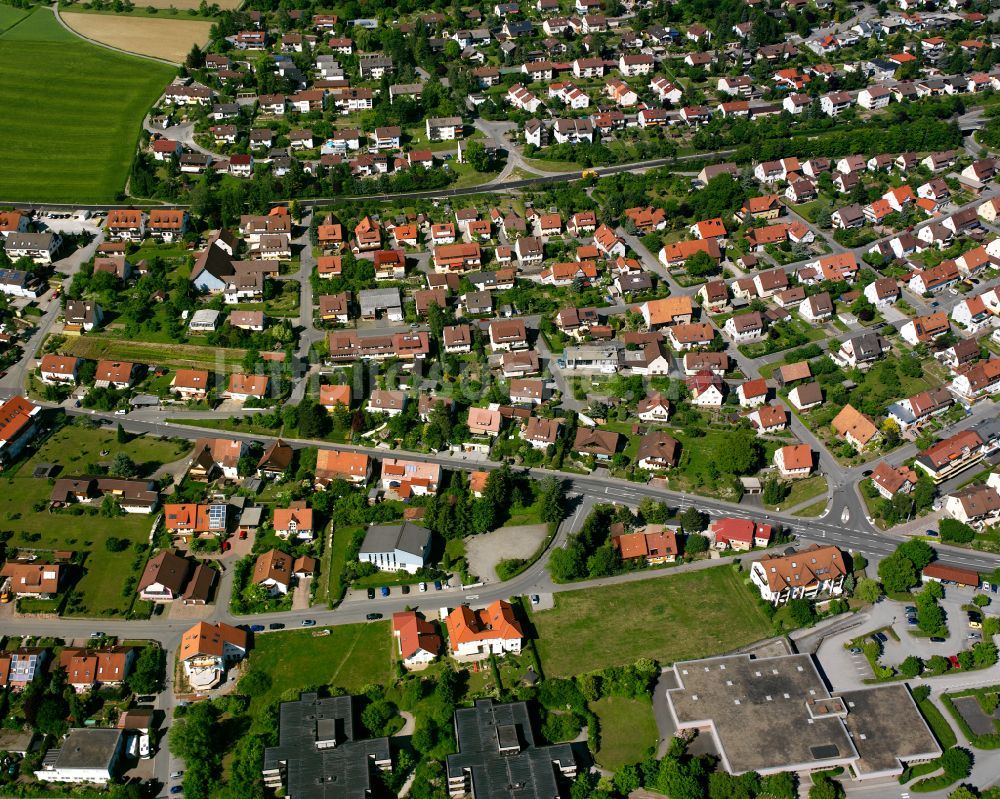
xmin=64 ymin=336 xmax=245 ymax=370
xmin=591 ymin=697 xmax=658 ymax=769
xmin=61 ymin=12 xmax=212 ymax=63
xmin=3 ymin=423 xmax=191 ymax=615
xmin=0 ymin=5 xmax=27 ymax=31
xmin=246 ymin=623 xmax=393 ymax=711
xmin=532 ymin=567 xmax=771 ymax=676
xmin=764 ymin=475 xmax=829 ymax=511
xmin=0 ymin=9 xmax=173 ymax=203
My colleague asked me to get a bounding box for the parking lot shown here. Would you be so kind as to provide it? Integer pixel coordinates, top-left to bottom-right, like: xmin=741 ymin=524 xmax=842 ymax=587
xmin=817 ymin=584 xmax=990 ymax=691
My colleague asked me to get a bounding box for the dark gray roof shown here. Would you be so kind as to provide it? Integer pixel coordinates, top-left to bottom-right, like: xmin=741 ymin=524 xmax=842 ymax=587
xmin=850 ymin=332 xmax=886 ymax=361
xmin=48 ymin=728 xmax=123 ymax=771
xmin=360 ymin=522 xmax=430 ymax=559
xmin=263 ymin=693 xmax=391 ymax=799
xmin=447 ymin=700 xmax=575 ymax=799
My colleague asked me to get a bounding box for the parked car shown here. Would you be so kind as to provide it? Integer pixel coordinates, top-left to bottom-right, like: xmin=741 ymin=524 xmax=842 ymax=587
xmin=531 ymin=594 xmax=540 ymax=605
xmin=249 ymin=624 xmax=265 ymax=632
xmin=367 ymin=588 xmax=376 ymax=599
xmin=968 ymin=632 xmax=982 ymax=640
xmin=433 ymin=580 xmax=442 ymax=590
xmin=239 ymin=530 xmax=248 ymax=540
xmin=268 ymin=623 xmax=285 ymax=630
xmin=401 ymin=585 xmax=410 ymax=594
xmin=930 ymin=636 xmax=946 ymax=643
xmin=925 ymin=529 xmax=939 ymax=538
xmin=170 ymin=772 xmax=184 ymax=781
xmin=849 ymin=647 xmax=862 ymax=654
xmin=419 ymin=582 xmax=427 ymax=592
xmin=90 ymin=632 xmax=104 ymax=639
xmin=170 ymin=788 xmax=184 ymax=796
xmin=905 ymin=606 xmax=917 ymax=614
xmin=874 ymin=632 xmax=888 ymax=643
xmin=380 ymin=586 xmax=390 ymax=597
xmin=301 ymin=619 xmax=316 ymax=627
xmin=907 ymin=617 xmax=918 ymax=626
xmin=366 ymin=613 xmax=383 ymax=621
xmin=949 ymin=655 xmax=961 ymax=669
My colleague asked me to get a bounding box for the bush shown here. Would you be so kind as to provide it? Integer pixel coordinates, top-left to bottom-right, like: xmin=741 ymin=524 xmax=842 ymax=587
xmin=104 ymin=536 xmax=129 ymax=552
xmin=939 ymin=519 xmax=975 ymax=544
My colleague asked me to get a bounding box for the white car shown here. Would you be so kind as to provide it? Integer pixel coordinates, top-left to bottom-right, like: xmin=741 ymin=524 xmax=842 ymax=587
xmin=138 ymin=734 xmax=151 ymax=760
xmin=419 ymin=582 xmax=427 ymax=592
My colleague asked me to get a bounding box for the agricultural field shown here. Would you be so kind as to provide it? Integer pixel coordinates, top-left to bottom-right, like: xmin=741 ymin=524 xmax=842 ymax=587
xmin=0 ymin=8 xmax=173 ymax=203
xmin=3 ymin=421 xmax=191 ymax=616
xmin=63 ymin=336 xmax=246 ymax=371
xmin=61 ymin=11 xmax=213 ymax=63
xmin=531 ymin=566 xmax=772 ymax=677
xmin=243 ymin=623 xmax=394 ymax=712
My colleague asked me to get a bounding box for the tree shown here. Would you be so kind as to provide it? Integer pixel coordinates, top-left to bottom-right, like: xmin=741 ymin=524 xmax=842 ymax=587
xmin=539 ymin=476 xmax=566 ymax=523
xmin=939 ymin=747 xmax=973 ymax=780
xmin=917 ymin=600 xmax=945 ymax=634
xmin=680 ymin=506 xmax=707 ymax=533
xmin=685 ymin=249 xmax=717 ymax=278
xmin=899 ymin=655 xmax=923 ymax=678
xmin=897 ymin=539 xmax=934 ymax=570
xmin=361 ymin=699 xmax=398 ymax=736
xmin=760 ymin=772 xmax=798 ymax=799
xmin=128 ymin=646 xmax=163 ymax=694
xmin=809 ymin=775 xmax=844 ymax=799
xmin=939 ymin=518 xmax=975 ymax=544
xmin=786 ymin=598 xmax=815 ymax=627
xmin=947 ymin=788 xmax=978 ymax=799
xmin=117 ymin=423 xmax=128 ymax=444
xmin=972 ymin=641 xmax=998 ymax=668
xmin=684 ymin=534 xmax=708 ymax=556
xmin=548 ymin=544 xmax=586 ymax=582
xmin=878 ymin=552 xmax=917 ymax=594
xmin=465 ymin=140 xmax=493 ymax=173
xmin=763 ymin=478 xmax=787 ymax=506
xmin=639 ymin=497 xmax=671 ymax=524
xmin=109 ymin=452 xmax=138 ymax=479
xmin=854 ymin=578 xmax=884 ymax=604
xmin=297 ymin=399 xmax=330 ymax=438
xmin=717 ymin=430 xmax=762 ymax=475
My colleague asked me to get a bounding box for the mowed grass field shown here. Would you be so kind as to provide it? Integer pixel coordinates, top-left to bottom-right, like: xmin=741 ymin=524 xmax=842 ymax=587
xmin=63 ymin=336 xmax=246 ymax=370
xmin=0 ymin=9 xmax=173 ymax=203
xmin=5 ymin=423 xmax=191 ymax=615
xmin=61 ymin=12 xmax=213 ymax=64
xmin=531 ymin=567 xmax=772 ymax=676
xmin=245 ymin=623 xmax=394 ymax=714
xmin=591 ymin=697 xmax=658 ymax=769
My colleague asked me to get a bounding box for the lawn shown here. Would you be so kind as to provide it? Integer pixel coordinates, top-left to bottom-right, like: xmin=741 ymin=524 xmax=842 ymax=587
xmin=0 ymin=5 xmax=27 ymax=31
xmin=591 ymin=697 xmax=658 ymax=769
xmin=63 ymin=336 xmax=246 ymax=370
xmin=665 ymin=427 xmax=781 ymax=501
xmin=245 ymin=622 xmax=393 ymax=711
xmin=764 ymin=475 xmax=828 ymax=511
xmin=794 ymin=499 xmax=829 ymax=518
xmin=531 ymin=566 xmax=772 ymax=676
xmin=3 ymin=422 xmax=191 ymax=616
xmin=0 ymin=8 xmax=173 ymax=203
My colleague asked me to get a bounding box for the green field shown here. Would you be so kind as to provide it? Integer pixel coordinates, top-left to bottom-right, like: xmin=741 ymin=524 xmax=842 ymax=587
xmin=764 ymin=475 xmax=829 ymax=511
xmin=531 ymin=567 xmax=771 ymax=676
xmin=244 ymin=623 xmax=394 ymax=712
xmin=0 ymin=5 xmax=27 ymax=31
xmin=63 ymin=336 xmax=246 ymax=371
xmin=0 ymin=9 xmax=174 ymax=202
xmin=4 ymin=422 xmax=191 ymax=615
xmin=591 ymin=697 xmax=658 ymax=769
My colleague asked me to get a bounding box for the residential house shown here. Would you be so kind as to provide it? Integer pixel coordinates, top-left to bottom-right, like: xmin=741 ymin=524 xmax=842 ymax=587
xmin=774 ymin=444 xmax=813 ymax=478
xmin=750 ymin=545 xmax=846 ymax=604
xmin=831 ymin=405 xmax=879 ymax=450
xmin=445 ymin=600 xmax=523 ymax=658
xmin=359 ymin=521 xmax=432 ymax=573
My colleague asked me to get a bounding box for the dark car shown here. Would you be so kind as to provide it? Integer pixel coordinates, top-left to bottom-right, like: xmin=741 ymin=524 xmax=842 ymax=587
xmin=401 ymin=585 xmax=410 ymax=594
xmin=249 ymin=624 xmax=265 ymax=632
xmin=366 ymin=613 xmax=383 ymax=621
xmin=930 ymin=636 xmax=946 ymax=643
xmin=849 ymin=647 xmax=862 ymax=654
xmin=874 ymin=632 xmax=888 ymax=643
xmin=380 ymin=586 xmax=389 ymax=597
xmin=925 ymin=529 xmax=939 ymax=537
xmin=907 ymin=617 xmax=918 ymax=625
xmin=170 ymin=788 xmax=184 ymax=796
xmin=434 ymin=580 xmax=442 ymax=590
xmin=905 ymin=606 xmax=917 ymax=614
xmin=268 ymin=623 xmax=285 ymax=630
xmin=367 ymin=588 xmax=376 ymax=599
